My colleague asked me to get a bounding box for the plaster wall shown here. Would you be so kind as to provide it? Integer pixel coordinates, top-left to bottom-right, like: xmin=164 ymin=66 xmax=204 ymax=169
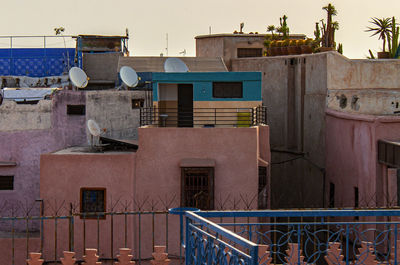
xmin=325 ymin=109 xmax=400 ymax=208
xmin=232 ymin=53 xmax=328 ymax=208
xmin=326 ymin=53 xmax=400 ymax=90
xmin=0 ymin=100 xmax=52 ymax=131
xmin=86 ymin=90 xmax=145 ymax=140
xmin=135 ymin=126 xmax=270 ymax=256
xmin=83 ymin=53 xmax=121 ymax=82
xmin=40 ymin=151 xmax=135 ymax=261
xmin=0 ymin=91 xmax=86 ymax=218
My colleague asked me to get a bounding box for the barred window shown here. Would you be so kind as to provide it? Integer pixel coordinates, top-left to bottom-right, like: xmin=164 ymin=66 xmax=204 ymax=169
xmin=181 ymin=167 xmax=214 ymax=210
xmin=80 ymin=188 xmax=106 ymax=219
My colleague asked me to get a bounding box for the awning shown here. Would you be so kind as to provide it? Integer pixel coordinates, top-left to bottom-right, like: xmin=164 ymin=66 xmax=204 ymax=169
xmin=180 ymin=158 xmax=216 ymax=167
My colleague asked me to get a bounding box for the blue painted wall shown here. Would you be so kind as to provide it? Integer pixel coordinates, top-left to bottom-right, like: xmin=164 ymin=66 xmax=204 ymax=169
xmin=152 ymin=72 xmax=262 ymax=102
xmin=0 ymin=48 xmax=81 ymax=77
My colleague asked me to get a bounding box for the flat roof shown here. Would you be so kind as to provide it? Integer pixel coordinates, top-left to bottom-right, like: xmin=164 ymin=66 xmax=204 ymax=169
xmin=195 ymin=33 xmax=306 ymax=39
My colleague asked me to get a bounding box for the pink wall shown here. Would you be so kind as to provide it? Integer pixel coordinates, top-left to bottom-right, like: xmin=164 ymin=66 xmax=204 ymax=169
xmin=40 ymin=152 xmax=136 ymax=261
xmin=38 ymin=125 xmax=270 ymax=261
xmin=326 ymin=109 xmax=400 ymax=208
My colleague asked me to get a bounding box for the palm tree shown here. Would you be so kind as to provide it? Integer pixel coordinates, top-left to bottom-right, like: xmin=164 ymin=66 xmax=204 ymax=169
xmin=366 ymin=17 xmax=392 ymax=52
xmin=267 ymin=25 xmax=276 ymax=39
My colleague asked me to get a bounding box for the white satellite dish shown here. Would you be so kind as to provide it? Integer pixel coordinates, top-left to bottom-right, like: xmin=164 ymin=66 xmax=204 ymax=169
xmin=120 ymin=66 xmax=139 ymax=87
xmin=164 ymin=58 xmax=189 ymax=72
xmin=69 ymin=67 xmax=89 ymax=88
xmin=87 ymin=119 xmax=102 ymax=148
xmin=87 ymin=119 xmax=101 ymax=137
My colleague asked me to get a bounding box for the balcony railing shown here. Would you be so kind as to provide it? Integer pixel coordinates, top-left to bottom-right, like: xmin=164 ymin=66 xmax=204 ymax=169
xmin=139 ymin=106 xmax=267 ymax=128
xmin=185 ymin=209 xmax=400 ymax=265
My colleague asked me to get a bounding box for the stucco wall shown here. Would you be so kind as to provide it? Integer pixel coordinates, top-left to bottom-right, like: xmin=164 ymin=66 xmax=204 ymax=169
xmin=232 ymin=53 xmax=328 ymax=208
xmin=326 ymin=109 xmax=400 ymax=208
xmin=0 ymin=100 xmax=52 ymax=131
xmin=86 ymin=90 xmax=145 ymax=140
xmin=83 ymin=53 xmax=121 ymax=82
xmin=326 ymin=53 xmax=400 ymax=90
xmin=40 ymin=151 xmax=135 ymax=261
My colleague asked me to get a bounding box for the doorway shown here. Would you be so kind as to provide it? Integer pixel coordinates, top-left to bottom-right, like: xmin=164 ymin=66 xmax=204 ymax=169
xmin=178 ymin=84 xmax=193 ymax=127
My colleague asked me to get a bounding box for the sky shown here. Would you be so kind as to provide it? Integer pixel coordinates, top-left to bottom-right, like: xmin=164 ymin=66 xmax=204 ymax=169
xmin=1 ymin=0 xmax=400 ymax=59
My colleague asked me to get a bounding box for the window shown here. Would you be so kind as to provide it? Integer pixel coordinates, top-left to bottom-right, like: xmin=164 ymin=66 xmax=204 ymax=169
xmin=132 ymin=98 xmax=144 ymax=109
xmin=354 ymin=187 xmax=359 ymax=208
xmin=0 ymin=176 xmax=13 ymax=190
xmin=67 ymin=105 xmax=86 ymax=115
xmin=258 ymin=166 xmax=268 ymax=209
xmin=181 ymin=167 xmax=214 ymax=210
xmin=213 ymin=82 xmax=243 ymax=98
xmin=80 ymin=188 xmax=106 ymax=219
xmin=329 ymin=182 xmax=335 ymax=208
xmin=237 ymin=48 xmax=263 ymax=58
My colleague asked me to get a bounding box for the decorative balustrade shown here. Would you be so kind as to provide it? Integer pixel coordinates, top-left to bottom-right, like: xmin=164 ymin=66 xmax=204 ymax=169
xmin=185 ymin=210 xmax=400 ymax=265
xmin=26 ymin=247 xmax=166 ymax=265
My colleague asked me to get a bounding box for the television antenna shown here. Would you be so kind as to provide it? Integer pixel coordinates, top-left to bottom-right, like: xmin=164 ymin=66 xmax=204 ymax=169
xmin=179 ymin=49 xmax=186 ymax=56
xmin=164 ymin=58 xmax=189 ymax=72
xmin=69 ymin=67 xmax=89 ymax=89
xmin=119 ymin=66 xmax=139 ymax=88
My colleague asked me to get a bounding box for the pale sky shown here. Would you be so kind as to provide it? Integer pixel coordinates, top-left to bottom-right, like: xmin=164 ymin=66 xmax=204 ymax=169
xmin=1 ymin=0 xmax=399 ymax=59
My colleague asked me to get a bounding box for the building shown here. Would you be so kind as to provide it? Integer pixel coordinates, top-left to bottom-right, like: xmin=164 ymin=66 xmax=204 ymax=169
xmin=195 ymin=33 xmax=305 ymax=70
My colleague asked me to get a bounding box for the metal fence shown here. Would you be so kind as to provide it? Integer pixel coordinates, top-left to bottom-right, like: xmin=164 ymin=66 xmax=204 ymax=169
xmin=140 ymin=106 xmax=267 ymax=128
xmin=185 ymin=209 xmax=400 ymax=265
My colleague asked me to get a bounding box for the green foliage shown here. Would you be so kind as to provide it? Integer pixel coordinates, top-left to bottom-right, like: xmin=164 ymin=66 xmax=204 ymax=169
xmin=366 ymin=17 xmax=392 ymax=52
xmin=320 ymin=3 xmax=339 ymax=48
xmin=390 ymin=17 xmax=399 ymax=58
xmin=337 ymin=43 xmax=343 ymax=54
xmin=368 ymin=49 xmax=376 ymax=59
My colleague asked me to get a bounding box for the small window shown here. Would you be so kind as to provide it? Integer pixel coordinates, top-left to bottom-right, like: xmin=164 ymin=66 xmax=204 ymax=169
xmin=0 ymin=176 xmax=13 ymax=190
xmin=258 ymin=166 xmax=268 ymax=209
xmin=213 ymin=82 xmax=243 ymax=98
xmin=67 ymin=105 xmax=86 ymax=115
xmin=237 ymin=48 xmax=263 ymax=58
xmin=354 ymin=187 xmax=359 ymax=208
xmin=132 ymin=98 xmax=144 ymax=109
xmin=181 ymin=167 xmax=214 ymax=210
xmin=80 ymin=188 xmax=106 ymax=219
xmin=329 ymin=182 xmax=335 ymax=208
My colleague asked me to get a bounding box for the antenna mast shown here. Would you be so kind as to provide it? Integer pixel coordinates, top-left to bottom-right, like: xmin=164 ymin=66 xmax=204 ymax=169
xmin=166 ymin=33 xmax=168 ymax=56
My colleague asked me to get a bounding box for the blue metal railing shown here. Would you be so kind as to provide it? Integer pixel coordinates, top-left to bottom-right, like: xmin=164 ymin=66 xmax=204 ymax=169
xmin=185 ymin=209 xmax=400 ymax=265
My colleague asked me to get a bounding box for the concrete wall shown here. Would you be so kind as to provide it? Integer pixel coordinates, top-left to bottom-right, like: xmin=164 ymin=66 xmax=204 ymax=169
xmin=37 ymin=125 xmax=270 ymax=261
xmin=0 ymin=100 xmax=52 ymax=131
xmin=232 ymin=53 xmax=328 ymax=208
xmin=196 ymin=35 xmax=265 ymax=70
xmin=0 ymin=89 xmax=145 ymax=220
xmin=86 ymin=90 xmax=145 ymax=140
xmin=83 ymin=53 xmax=121 ymax=82
xmin=40 ymin=151 xmax=136 ymax=261
xmin=326 ymin=109 xmax=400 ymax=208
xmin=0 ymin=91 xmax=86 ymax=218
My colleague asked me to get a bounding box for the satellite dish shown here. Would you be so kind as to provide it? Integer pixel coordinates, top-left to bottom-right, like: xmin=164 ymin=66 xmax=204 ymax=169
xmin=87 ymin=119 xmax=101 ymax=137
xmin=164 ymin=58 xmax=189 ymax=72
xmin=120 ymin=66 xmax=139 ymax=87
xmin=69 ymin=67 xmax=89 ymax=88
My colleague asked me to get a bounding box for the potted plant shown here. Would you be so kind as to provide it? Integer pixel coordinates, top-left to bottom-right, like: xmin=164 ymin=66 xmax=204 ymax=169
xmin=319 ymin=3 xmax=339 ymax=52
xmin=276 ymin=40 xmax=284 ymax=55
xmin=288 ymin=40 xmax=299 ymax=54
xmin=264 ymin=40 xmax=272 ymax=56
xmin=366 ymin=17 xmax=392 ymax=59
xmin=282 ymin=39 xmax=290 ymax=55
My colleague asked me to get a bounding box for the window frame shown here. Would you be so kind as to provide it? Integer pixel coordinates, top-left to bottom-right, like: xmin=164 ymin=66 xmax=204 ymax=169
xmin=80 ymin=187 xmax=106 ymax=219
xmin=212 ymin=82 xmax=243 ymax=99
xmin=0 ymin=175 xmax=14 ymax=190
xmin=67 ymin=104 xmax=86 ymax=115
xmin=181 ymin=167 xmax=214 ymax=210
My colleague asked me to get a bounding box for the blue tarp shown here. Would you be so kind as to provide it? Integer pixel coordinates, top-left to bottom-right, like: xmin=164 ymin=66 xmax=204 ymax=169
xmin=0 ymin=48 xmax=81 ymax=77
